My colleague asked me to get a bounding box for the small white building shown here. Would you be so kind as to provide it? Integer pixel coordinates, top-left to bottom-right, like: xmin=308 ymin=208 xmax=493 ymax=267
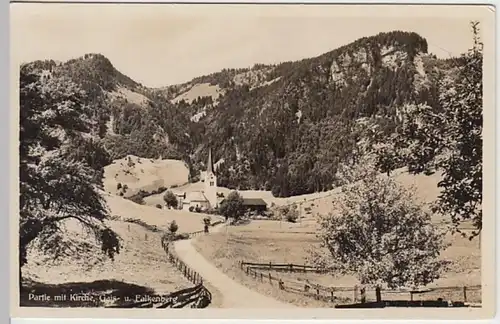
xmin=179 ymin=148 xmax=222 ymax=212
xmin=181 ymin=191 xmax=210 ymax=211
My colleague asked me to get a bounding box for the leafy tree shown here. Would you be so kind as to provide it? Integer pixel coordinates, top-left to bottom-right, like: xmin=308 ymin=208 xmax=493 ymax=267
xmin=168 ymin=220 xmax=179 ymax=234
xmin=163 ymin=190 xmax=178 ymax=208
xmin=218 ymin=191 xmax=245 ymax=223
xmin=19 ymin=67 xmax=120 ymax=270
xmin=279 ymin=205 xmax=299 ymax=223
xmin=396 ymin=21 xmax=483 ymax=238
xmin=311 ymin=155 xmax=448 ymax=289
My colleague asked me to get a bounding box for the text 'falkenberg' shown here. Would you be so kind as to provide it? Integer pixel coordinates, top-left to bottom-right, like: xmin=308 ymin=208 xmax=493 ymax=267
xmin=135 ymin=294 xmax=174 ymax=303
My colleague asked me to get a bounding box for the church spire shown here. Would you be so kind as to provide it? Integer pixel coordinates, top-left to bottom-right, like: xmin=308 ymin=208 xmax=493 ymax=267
xmin=207 ymin=147 xmax=214 ymax=174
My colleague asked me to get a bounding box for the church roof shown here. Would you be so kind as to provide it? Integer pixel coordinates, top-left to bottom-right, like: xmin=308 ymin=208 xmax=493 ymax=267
xmin=185 ymin=191 xmax=208 ymax=202
xmin=207 ymin=148 xmax=214 ymax=174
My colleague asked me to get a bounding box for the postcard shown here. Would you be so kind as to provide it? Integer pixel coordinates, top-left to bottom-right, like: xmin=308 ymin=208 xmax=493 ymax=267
xmin=10 ymin=2 xmax=496 ymax=320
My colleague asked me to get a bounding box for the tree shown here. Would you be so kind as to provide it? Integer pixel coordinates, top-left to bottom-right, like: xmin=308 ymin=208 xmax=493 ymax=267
xmin=396 ymin=21 xmax=483 ymax=238
xmin=168 ymin=220 xmax=179 ymax=234
xmin=19 ymin=67 xmax=120 ymax=270
xmin=163 ymin=190 xmax=178 ymax=209
xmin=280 ymin=205 xmax=299 ymax=223
xmin=218 ymin=191 xmax=245 ymax=223
xmin=311 ymin=156 xmax=448 ymax=289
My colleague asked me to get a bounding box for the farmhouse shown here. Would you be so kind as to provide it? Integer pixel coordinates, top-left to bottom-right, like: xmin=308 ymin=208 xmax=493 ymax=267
xmin=242 ymin=198 xmax=268 ymax=214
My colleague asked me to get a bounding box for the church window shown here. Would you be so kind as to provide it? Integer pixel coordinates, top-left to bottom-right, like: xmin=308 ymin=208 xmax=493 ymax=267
xmin=210 ymin=181 xmax=214 ymax=186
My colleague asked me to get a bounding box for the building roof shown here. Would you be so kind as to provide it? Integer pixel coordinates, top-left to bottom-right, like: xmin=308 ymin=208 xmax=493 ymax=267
xmin=207 ymin=147 xmax=214 ymax=175
xmin=242 ymin=198 xmax=267 ymax=207
xmin=185 ymin=191 xmax=208 ymax=202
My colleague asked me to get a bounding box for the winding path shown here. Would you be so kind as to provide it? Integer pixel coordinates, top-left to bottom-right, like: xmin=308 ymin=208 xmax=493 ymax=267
xmin=173 ymin=224 xmax=296 ymax=308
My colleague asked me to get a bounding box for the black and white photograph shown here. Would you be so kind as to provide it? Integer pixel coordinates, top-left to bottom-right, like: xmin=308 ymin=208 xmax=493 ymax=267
xmin=10 ymin=2 xmax=496 ymax=319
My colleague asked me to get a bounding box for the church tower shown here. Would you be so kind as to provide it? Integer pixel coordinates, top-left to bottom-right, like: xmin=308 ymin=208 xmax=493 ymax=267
xmin=204 ymin=148 xmax=218 ymax=209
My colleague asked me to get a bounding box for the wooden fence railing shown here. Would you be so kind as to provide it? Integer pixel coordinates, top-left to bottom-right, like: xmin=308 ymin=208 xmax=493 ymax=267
xmin=239 ymin=260 xmax=482 ymax=305
xmin=240 ymin=261 xmax=327 ymax=273
xmin=106 ymin=217 xmax=215 ymax=308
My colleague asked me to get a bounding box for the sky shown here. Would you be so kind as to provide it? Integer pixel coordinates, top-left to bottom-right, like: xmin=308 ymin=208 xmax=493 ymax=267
xmin=10 ymin=4 xmax=489 ymax=88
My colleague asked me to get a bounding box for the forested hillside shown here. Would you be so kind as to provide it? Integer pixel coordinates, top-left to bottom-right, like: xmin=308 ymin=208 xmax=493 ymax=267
xmin=21 ymin=31 xmax=459 ymax=197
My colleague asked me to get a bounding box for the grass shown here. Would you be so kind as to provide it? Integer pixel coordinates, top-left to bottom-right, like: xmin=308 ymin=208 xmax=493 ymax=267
xmin=21 ymin=217 xmax=193 ymax=307
xmin=193 ymin=218 xmax=481 ymax=307
xmin=104 ymin=193 xmax=224 ymax=233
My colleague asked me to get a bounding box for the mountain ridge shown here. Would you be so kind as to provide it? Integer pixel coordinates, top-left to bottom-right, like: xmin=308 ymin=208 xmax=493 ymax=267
xmin=21 ymin=30 xmax=458 ymax=197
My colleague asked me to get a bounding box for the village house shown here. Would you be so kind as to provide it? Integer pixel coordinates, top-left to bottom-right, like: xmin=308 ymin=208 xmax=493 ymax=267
xmin=174 ymin=148 xmax=224 ymax=211
xmin=242 ymin=198 xmax=268 ymax=214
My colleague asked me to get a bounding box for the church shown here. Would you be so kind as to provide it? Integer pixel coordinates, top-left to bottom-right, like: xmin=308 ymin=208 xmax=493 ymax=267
xmin=177 ymin=148 xmax=222 ymax=211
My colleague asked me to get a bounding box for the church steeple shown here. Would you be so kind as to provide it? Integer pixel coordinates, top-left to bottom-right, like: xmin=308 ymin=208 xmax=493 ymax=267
xmin=207 ymin=147 xmax=214 ymax=174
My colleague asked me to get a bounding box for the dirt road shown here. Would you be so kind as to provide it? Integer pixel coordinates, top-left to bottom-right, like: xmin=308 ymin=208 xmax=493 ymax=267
xmin=173 ymin=224 xmax=295 ymax=308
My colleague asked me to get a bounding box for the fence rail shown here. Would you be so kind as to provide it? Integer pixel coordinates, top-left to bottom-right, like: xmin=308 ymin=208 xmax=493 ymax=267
xmin=240 ymin=261 xmax=327 ymax=273
xmin=239 ymin=260 xmax=482 ymax=305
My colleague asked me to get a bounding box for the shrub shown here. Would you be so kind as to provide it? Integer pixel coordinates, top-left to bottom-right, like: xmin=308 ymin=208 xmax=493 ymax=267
xmin=168 ymin=220 xmax=179 ymax=234
xmin=119 ymin=192 xmax=124 ymax=196
xmin=163 ymin=190 xmax=178 ymax=209
xmin=128 ymin=195 xmax=145 ymax=205
xmin=189 ymin=206 xmax=195 ymax=212
xmin=175 ymin=233 xmax=190 ymax=240
xmin=156 ymin=204 xmax=162 ymax=209
xmin=117 ymin=183 xmax=122 ymax=190
xmin=283 ymin=205 xmax=299 ymax=223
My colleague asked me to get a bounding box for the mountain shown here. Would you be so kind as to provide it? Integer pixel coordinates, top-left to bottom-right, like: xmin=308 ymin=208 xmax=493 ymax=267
xmin=20 ymin=31 xmax=459 ymax=197
xmin=159 ymin=31 xmax=458 ymax=196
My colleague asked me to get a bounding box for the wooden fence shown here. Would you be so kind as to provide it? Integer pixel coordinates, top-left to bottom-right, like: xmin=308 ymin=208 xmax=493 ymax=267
xmin=239 ymin=260 xmax=482 ymax=305
xmin=240 ymin=261 xmax=327 ymax=273
xmin=106 ymin=218 xmax=215 ymax=308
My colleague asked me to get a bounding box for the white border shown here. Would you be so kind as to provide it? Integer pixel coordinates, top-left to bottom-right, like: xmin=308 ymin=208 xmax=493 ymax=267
xmin=5 ymin=1 xmax=498 ymax=323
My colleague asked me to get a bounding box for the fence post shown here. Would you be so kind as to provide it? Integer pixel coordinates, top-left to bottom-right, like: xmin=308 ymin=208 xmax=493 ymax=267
xmin=246 ymin=266 xmax=249 ymax=275
xmin=289 ymin=264 xmax=293 ymax=272
xmin=145 ymin=233 xmax=148 ymax=241
xmin=375 ymin=285 xmax=381 ymax=302
xmin=260 ymin=273 xmax=263 ymax=282
xmin=240 ymin=261 xmax=243 ymax=269
xmin=269 ymin=273 xmax=272 ymax=284
xmin=360 ymin=287 xmax=366 ymax=304
xmin=316 ymin=286 xmax=320 ymax=300
xmin=463 ymin=286 xmax=467 ymax=302
xmin=353 ymin=285 xmax=358 ymax=302
xmin=330 ymin=289 xmax=334 ymax=302
xmin=269 ymin=261 xmax=272 ymax=270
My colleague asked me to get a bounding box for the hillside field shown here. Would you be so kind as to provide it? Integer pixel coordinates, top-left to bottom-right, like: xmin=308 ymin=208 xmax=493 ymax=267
xmin=103 ymin=155 xmax=190 ymax=198
xmin=191 ymin=170 xmax=481 ymax=307
xmin=21 ymin=189 xmax=223 ymax=306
